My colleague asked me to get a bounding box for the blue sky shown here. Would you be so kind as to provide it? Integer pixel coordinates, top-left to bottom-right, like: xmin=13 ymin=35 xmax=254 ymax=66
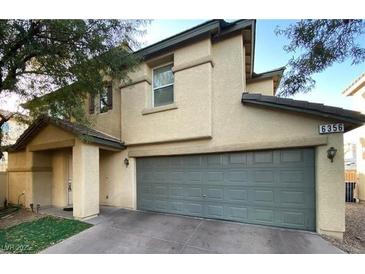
xmin=141 ymin=19 xmax=365 ymax=109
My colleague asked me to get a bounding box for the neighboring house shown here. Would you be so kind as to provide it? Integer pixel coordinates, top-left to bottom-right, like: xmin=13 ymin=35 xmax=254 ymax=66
xmin=0 ymin=110 xmax=27 ymax=171
xmin=5 ymin=20 xmax=365 ymax=240
xmin=344 ymin=143 xmax=357 ymax=170
xmin=343 ymin=73 xmax=365 ymax=201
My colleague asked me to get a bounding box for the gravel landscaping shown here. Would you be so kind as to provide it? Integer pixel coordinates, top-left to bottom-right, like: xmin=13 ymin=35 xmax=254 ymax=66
xmin=322 ymin=203 xmax=365 ymax=254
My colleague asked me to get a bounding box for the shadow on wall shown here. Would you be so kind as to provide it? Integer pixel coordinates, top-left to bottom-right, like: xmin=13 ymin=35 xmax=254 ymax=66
xmin=0 ymin=172 xmax=7 ymax=206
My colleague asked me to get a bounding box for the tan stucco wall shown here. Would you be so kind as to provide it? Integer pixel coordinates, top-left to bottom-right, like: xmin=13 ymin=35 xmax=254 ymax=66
xmin=72 ymin=139 xmax=99 ymax=219
xmin=7 ymin=125 xmax=75 ymax=208
xmin=316 ymin=134 xmax=345 ymax=239
xmin=99 ymin=149 xmax=135 ymax=209
xmin=8 ymin=172 xmax=29 ymax=206
xmin=246 ymin=78 xmax=274 ymax=95
xmin=28 ymin=124 xmax=74 ymax=149
xmin=87 ymin=78 xmax=122 ymax=139
xmin=0 ymin=172 xmax=7 ymax=205
xmin=121 ymin=37 xmax=216 ymax=145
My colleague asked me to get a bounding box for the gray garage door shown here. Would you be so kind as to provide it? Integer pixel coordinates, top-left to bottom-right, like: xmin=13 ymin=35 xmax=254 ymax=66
xmin=137 ymin=148 xmax=315 ymax=231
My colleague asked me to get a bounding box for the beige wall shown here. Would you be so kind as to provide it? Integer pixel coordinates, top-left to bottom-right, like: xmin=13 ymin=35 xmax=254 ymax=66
xmin=7 ymin=125 xmax=75 ymax=208
xmin=316 ymin=134 xmax=345 ymax=239
xmin=99 ymin=149 xmax=135 ymax=209
xmin=29 ymin=125 xmax=74 ymax=147
xmin=246 ymin=78 xmax=274 ymax=95
xmin=72 ymin=139 xmax=99 ymax=219
xmin=87 ymin=78 xmax=122 ymax=139
xmin=121 ymin=38 xmax=215 ymax=145
xmin=0 ymin=172 xmax=7 ymax=205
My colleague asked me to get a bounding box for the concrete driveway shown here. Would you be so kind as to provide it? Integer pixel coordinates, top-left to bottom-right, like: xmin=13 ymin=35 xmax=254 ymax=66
xmin=42 ymin=207 xmax=342 ymax=254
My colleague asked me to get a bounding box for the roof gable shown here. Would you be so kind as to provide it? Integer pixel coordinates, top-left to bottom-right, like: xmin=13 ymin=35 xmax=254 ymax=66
xmin=9 ymin=116 xmax=124 ymax=151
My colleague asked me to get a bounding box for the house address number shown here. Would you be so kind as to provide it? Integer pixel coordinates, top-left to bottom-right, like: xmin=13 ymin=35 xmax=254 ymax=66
xmin=319 ymin=123 xmax=344 ymax=134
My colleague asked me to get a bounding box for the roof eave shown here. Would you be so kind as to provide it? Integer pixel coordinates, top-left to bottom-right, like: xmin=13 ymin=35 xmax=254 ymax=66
xmin=135 ymin=19 xmax=256 ymax=62
xmin=135 ymin=20 xmax=222 ymax=59
xmin=241 ymin=95 xmax=365 ymax=131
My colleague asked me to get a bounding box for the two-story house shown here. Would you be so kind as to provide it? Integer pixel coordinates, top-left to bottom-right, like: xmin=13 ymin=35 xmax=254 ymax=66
xmin=5 ymin=20 xmax=365 ymax=240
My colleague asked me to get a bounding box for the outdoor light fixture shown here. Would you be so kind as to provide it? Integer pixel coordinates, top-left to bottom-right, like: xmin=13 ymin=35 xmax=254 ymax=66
xmin=124 ymin=158 xmax=129 ymax=167
xmin=327 ymin=147 xmax=337 ymax=163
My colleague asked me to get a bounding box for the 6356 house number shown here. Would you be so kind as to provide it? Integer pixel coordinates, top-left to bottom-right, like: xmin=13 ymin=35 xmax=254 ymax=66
xmin=319 ymin=123 xmax=344 ymax=134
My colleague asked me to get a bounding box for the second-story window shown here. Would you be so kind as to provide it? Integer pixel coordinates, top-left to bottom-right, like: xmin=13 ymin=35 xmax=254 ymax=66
xmin=99 ymin=84 xmax=113 ymax=113
xmin=152 ymin=63 xmax=174 ymax=107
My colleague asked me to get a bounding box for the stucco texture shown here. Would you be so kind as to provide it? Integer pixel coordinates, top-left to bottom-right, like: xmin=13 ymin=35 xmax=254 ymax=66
xmin=246 ymin=78 xmax=274 ymax=96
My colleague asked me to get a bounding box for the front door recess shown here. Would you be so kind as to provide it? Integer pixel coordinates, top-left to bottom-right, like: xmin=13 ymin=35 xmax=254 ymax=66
xmin=67 ymin=153 xmax=73 ymax=206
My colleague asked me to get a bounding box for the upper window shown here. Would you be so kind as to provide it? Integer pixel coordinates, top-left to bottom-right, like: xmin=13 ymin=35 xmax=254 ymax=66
xmin=152 ymin=64 xmax=174 ymax=107
xmin=89 ymin=85 xmax=113 ymax=114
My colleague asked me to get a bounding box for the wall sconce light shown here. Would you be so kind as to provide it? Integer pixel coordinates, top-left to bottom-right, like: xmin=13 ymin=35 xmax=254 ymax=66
xmin=327 ymin=147 xmax=337 ymax=163
xmin=124 ymin=158 xmax=129 ymax=167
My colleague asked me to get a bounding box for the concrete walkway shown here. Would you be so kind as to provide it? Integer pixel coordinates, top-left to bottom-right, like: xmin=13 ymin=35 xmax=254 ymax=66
xmin=42 ymin=208 xmax=343 ymax=254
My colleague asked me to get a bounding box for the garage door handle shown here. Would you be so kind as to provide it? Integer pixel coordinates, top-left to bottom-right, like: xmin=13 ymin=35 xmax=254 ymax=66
xmin=202 ymin=194 xmax=207 ymax=198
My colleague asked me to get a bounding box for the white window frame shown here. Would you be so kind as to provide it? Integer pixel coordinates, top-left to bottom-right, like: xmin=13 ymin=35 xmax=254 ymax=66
xmin=152 ymin=62 xmax=174 ymax=108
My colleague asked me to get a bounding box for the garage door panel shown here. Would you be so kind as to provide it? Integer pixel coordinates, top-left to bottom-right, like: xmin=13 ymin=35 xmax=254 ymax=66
xmin=206 ymin=171 xmax=224 ymax=184
xmin=184 ymin=202 xmax=204 ymax=216
xmin=186 ymin=171 xmax=203 ymax=183
xmin=205 ymin=186 xmax=224 ymax=201
xmin=206 ymin=204 xmax=224 ymax=218
xmin=139 ymin=198 xmax=155 ymax=210
xmin=250 ymin=208 xmax=275 ymax=224
xmin=182 ymin=155 xmax=202 ymax=168
xmin=153 ymin=184 xmax=169 ymax=196
xmin=280 ymin=210 xmax=306 ymax=227
xmin=228 ymin=152 xmax=247 ymax=167
xmin=252 ymin=151 xmax=274 ymax=164
xmin=224 ymin=188 xmax=248 ymax=202
xmin=206 ymin=154 xmax=224 ymax=168
xmin=280 ymin=150 xmax=304 ymax=163
xmin=169 ymin=186 xmax=185 ymax=198
xmin=252 ymin=170 xmax=275 ymax=185
xmin=137 ymin=148 xmax=315 ymax=231
xmin=167 ymin=171 xmax=185 ymax=183
xmin=185 ymin=186 xmax=203 ymax=199
xmin=279 ymin=190 xmax=306 ymax=206
xmin=225 ymin=170 xmax=249 ymax=185
xmin=167 ymin=201 xmax=185 ymax=213
xmin=252 ymin=189 xmax=275 ymax=205
xmin=224 ymin=205 xmax=249 ymax=221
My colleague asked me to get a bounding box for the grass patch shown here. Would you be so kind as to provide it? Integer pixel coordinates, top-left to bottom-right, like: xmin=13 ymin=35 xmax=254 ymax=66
xmin=0 ymin=216 xmax=92 ymax=253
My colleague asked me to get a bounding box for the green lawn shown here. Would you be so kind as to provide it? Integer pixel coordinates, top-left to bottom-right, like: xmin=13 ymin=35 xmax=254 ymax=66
xmin=0 ymin=216 xmax=92 ymax=253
